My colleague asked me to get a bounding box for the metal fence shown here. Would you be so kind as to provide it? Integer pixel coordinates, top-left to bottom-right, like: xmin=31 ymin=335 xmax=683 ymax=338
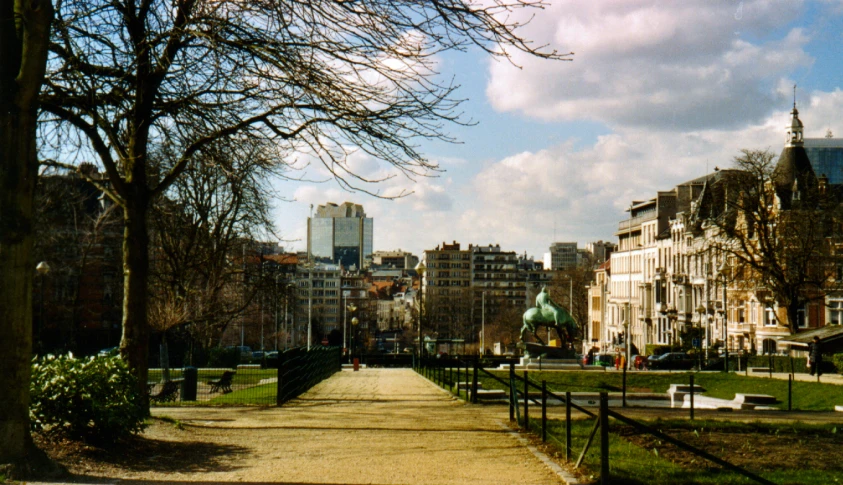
xmin=148 ymin=346 xmax=341 ymax=406
xmin=414 ymin=357 xmax=782 ymax=485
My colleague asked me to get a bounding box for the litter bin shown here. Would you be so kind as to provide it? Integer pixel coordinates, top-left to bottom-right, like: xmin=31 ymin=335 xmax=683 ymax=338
xmin=182 ymin=366 xmax=197 ymax=401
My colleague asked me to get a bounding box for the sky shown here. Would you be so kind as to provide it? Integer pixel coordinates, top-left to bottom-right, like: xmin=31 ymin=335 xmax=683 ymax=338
xmin=271 ymin=0 xmax=843 ymax=261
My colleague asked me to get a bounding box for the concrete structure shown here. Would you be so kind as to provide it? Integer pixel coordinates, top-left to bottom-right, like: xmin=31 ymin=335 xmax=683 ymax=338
xmin=544 ymin=242 xmax=578 ymax=270
xmin=307 ymin=202 xmax=373 ymax=270
xmin=371 ymin=250 xmax=418 ymax=270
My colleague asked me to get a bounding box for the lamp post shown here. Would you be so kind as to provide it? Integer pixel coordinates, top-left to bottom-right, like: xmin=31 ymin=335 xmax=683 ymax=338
xmin=36 ymin=261 xmax=50 ymax=353
xmin=351 ymin=316 xmax=359 ymax=361
xmin=665 ymin=307 xmax=678 ymax=349
xmin=696 ymin=305 xmax=706 ymax=369
xmin=414 ymin=260 xmax=426 ymax=358
xmin=481 ymin=291 xmax=485 ymax=356
xmin=344 ymin=303 xmax=357 ymax=359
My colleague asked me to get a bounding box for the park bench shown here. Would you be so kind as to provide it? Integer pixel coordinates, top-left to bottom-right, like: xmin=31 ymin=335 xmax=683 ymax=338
xmin=667 ymin=383 xmax=706 ymax=408
xmin=208 ymin=371 xmax=235 ymax=394
xmin=733 ymin=394 xmax=778 ymax=409
xmin=150 ymin=380 xmax=180 ymax=403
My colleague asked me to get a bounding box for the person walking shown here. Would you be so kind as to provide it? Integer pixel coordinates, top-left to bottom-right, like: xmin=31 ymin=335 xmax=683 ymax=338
xmin=808 ymin=336 xmax=822 ymax=377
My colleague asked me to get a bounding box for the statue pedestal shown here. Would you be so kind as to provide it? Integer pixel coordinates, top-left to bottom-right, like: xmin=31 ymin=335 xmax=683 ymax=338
xmin=518 ymin=342 xmax=575 ymax=359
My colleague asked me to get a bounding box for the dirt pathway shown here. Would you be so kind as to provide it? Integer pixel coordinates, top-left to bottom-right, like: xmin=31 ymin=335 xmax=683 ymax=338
xmin=36 ymin=368 xmax=574 ymax=484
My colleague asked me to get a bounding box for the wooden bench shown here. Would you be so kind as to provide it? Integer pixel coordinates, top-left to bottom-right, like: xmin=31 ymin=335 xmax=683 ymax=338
xmin=748 ymin=367 xmax=772 ymax=373
xmin=150 ymin=380 xmax=180 ymax=403
xmin=733 ymin=394 xmax=778 ymax=409
xmin=207 ymin=371 xmax=235 ymax=394
xmin=667 ymin=384 xmax=706 ymax=408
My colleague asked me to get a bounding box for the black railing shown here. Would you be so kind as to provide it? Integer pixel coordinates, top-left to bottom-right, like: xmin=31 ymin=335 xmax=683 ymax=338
xmin=148 ymin=346 xmax=341 ymax=406
xmin=277 ymin=346 xmax=342 ymax=404
xmin=415 ymin=357 xmax=779 ymax=485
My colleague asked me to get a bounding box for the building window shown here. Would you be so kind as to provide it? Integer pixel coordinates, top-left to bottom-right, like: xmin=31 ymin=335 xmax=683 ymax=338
xmin=829 ymin=300 xmax=843 ymax=325
xmin=762 ymin=338 xmax=777 ymax=355
xmin=764 ymin=307 xmax=776 ymax=327
xmin=796 ymin=306 xmax=807 ymax=328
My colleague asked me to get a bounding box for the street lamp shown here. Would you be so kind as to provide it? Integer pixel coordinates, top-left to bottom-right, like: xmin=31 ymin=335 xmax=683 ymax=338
xmin=414 ymin=260 xmax=426 ymax=358
xmin=696 ymin=304 xmax=706 ymax=369
xmin=344 ymin=303 xmax=357 ymax=358
xmin=351 ymin=316 xmax=359 ymax=361
xmin=665 ymin=306 xmax=678 ymax=349
xmin=36 ymin=261 xmax=50 ymax=353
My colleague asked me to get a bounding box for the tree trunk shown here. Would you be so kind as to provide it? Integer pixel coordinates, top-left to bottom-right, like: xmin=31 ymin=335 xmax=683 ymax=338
xmin=120 ymin=195 xmax=152 ymax=399
xmin=785 ymin=300 xmax=800 ymax=335
xmin=0 ymin=0 xmax=52 ymax=466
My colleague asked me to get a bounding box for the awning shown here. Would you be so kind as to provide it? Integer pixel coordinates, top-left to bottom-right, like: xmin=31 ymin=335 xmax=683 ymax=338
xmin=779 ymin=325 xmax=843 ymax=348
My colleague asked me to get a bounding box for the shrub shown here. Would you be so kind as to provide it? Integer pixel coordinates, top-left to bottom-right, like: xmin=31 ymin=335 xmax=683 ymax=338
xmin=645 ymin=344 xmax=673 ymax=357
xmin=30 ymin=353 xmax=146 ymax=442
xmin=833 ymin=353 xmax=843 ymax=375
xmin=207 ymin=347 xmax=240 ymax=368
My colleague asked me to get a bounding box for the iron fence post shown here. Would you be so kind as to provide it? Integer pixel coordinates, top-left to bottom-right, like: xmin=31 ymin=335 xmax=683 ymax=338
xmin=541 ymin=380 xmax=547 ymax=442
xmin=788 ymin=374 xmax=793 ymax=411
xmin=472 ymin=356 xmax=479 ymax=404
xmin=509 ymin=360 xmax=515 ymax=422
xmin=599 ymin=392 xmax=609 ymax=484
xmin=566 ymin=391 xmax=572 ymax=462
xmin=690 ymin=373 xmax=695 ymax=421
xmin=622 ymin=364 xmax=627 ymax=407
xmin=523 ymin=370 xmax=529 ymax=431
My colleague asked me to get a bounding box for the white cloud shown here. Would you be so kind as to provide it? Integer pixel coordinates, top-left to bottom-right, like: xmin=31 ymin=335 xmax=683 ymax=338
xmin=449 ymin=88 xmax=843 ymax=257
xmin=486 ymin=0 xmax=812 ymax=131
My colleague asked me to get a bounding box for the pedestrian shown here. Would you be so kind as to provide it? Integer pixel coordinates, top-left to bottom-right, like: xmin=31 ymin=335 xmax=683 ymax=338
xmin=808 ymin=336 xmax=822 ymax=376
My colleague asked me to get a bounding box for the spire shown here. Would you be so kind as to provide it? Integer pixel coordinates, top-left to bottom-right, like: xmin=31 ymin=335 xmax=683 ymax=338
xmin=786 ymin=85 xmax=803 ymax=148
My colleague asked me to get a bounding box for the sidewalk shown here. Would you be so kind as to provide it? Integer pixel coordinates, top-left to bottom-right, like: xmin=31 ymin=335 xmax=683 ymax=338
xmin=132 ymin=368 xmax=572 ymax=484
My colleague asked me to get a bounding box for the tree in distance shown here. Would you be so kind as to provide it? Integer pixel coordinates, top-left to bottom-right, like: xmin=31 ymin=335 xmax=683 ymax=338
xmin=38 ymin=0 xmax=572 ymax=394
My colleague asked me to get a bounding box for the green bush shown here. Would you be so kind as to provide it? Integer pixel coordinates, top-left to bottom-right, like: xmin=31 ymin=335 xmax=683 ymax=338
xmin=207 ymin=347 xmax=240 ymax=368
xmin=644 ymin=344 xmax=673 ymax=357
xmin=30 ymin=353 xmax=146 ymax=442
xmin=832 ymin=354 xmax=843 ymax=375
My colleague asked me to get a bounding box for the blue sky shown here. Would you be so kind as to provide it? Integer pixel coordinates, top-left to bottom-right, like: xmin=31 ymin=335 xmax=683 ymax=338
xmin=273 ymin=0 xmax=843 ymax=260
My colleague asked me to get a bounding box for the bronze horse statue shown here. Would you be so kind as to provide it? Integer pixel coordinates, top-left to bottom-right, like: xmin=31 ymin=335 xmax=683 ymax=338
xmin=520 ymin=287 xmax=578 ymax=345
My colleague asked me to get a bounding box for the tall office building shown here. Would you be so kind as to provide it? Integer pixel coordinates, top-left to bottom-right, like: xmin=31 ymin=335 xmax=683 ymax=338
xmin=805 ymin=134 xmax=843 ymax=184
xmin=307 ymin=202 xmax=373 ymax=269
xmin=544 ymin=242 xmax=579 ymax=270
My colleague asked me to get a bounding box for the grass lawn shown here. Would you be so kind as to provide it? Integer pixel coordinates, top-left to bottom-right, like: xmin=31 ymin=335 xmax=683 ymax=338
xmin=475 ymin=370 xmax=843 ymax=411
xmin=534 ymin=417 xmax=843 ymax=484
xmin=210 ymin=383 xmax=277 ymax=405
xmin=148 ymin=368 xmax=277 ymax=385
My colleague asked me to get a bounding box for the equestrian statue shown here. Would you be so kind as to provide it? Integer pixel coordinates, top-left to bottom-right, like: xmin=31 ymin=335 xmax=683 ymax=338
xmin=520 ymin=286 xmax=578 ymax=346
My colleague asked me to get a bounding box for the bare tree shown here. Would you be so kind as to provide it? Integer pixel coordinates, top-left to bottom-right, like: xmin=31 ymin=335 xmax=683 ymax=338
xmin=704 ymin=149 xmax=843 ymax=333
xmin=38 ymin=0 xmax=570 ymax=390
xmin=550 ymin=258 xmax=594 ymax=340
xmin=149 ymin=139 xmax=278 ymax=359
xmin=0 ymin=0 xmax=53 ymax=466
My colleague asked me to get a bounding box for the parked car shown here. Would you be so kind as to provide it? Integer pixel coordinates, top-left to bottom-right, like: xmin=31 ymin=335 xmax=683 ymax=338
xmin=633 ymin=355 xmax=648 ymax=370
xmin=97 ymin=346 xmax=119 ymax=357
xmin=648 ymin=352 xmax=694 ymax=370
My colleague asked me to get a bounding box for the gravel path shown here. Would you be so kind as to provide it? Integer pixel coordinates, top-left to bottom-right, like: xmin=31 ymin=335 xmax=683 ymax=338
xmin=41 ymin=368 xmax=571 ymax=484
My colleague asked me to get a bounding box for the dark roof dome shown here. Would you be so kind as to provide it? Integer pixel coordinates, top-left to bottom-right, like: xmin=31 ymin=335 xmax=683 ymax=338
xmin=773 ymin=104 xmax=816 ymax=210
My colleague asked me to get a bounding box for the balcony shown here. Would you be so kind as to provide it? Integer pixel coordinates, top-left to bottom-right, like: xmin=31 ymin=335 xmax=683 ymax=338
xmin=616 ymin=212 xmax=657 ymax=233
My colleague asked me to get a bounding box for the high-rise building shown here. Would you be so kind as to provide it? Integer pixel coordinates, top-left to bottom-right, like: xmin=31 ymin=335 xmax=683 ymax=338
xmin=804 ymin=134 xmax=843 ymax=184
xmin=307 ymin=202 xmax=373 ymax=269
xmin=545 ymin=242 xmax=578 ymax=270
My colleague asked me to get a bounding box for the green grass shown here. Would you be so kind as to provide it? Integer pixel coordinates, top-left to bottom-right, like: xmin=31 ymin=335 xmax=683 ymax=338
xmin=210 ymin=382 xmax=277 ymax=405
xmin=148 ymin=368 xmax=277 ymax=384
xmin=475 ymin=371 xmax=843 ymax=411
xmin=534 ymin=417 xmax=843 ymax=484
